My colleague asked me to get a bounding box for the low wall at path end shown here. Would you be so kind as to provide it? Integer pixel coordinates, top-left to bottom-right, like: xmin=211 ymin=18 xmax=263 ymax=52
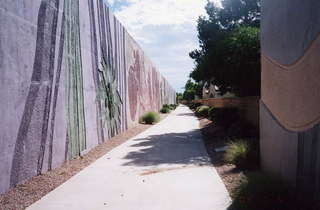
xmin=0 ymin=0 xmax=175 ymax=194
xmin=193 ymin=97 xmax=260 ymax=128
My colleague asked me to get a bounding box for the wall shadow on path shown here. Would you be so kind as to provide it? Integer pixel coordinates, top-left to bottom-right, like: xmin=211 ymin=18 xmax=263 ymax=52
xmin=175 ymin=113 xmax=195 ymax=117
xmin=121 ymin=129 xmax=211 ymax=167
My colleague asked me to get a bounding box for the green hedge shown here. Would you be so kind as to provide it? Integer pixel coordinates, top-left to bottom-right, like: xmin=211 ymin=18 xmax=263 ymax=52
xmin=188 ymin=102 xmax=202 ymax=110
xmin=161 ymin=104 xmax=178 ymax=112
xmin=209 ymin=107 xmax=239 ymax=127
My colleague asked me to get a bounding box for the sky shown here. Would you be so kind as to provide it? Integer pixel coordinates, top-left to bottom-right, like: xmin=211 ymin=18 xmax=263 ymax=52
xmin=106 ymin=0 xmax=220 ymax=93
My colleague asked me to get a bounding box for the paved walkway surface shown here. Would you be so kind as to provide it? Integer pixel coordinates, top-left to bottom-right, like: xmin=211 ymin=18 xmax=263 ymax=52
xmin=27 ymin=105 xmax=231 ymax=210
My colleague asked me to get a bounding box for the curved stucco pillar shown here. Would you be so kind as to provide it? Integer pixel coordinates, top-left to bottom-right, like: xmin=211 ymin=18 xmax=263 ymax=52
xmin=261 ymin=0 xmax=320 ymax=200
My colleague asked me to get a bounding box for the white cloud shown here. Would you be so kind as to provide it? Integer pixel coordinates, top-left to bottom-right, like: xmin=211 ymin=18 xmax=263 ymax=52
xmin=107 ymin=0 xmax=115 ymax=5
xmin=116 ymin=0 xmax=221 ymax=26
xmin=112 ymin=0 xmax=220 ymax=92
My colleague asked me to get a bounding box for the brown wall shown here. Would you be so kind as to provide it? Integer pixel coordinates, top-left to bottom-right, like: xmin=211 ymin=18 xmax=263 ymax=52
xmin=194 ymin=97 xmax=260 ymax=127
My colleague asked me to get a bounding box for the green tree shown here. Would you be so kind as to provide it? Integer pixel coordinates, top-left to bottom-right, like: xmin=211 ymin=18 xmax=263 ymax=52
xmin=182 ymin=79 xmax=203 ymax=101
xmin=176 ymin=93 xmax=183 ymax=102
xmin=189 ymin=0 xmax=261 ymax=96
xmin=223 ymin=26 xmax=260 ymax=96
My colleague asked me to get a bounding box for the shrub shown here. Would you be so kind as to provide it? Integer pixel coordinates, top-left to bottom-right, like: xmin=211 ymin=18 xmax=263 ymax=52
xmin=162 ymin=104 xmax=177 ymax=111
xmin=162 ymin=104 xmax=170 ymax=109
xmin=169 ymin=104 xmax=177 ymax=110
xmin=160 ymin=107 xmax=171 ymax=113
xmin=230 ymin=172 xmax=299 ymax=210
xmin=208 ymin=106 xmax=215 ymax=118
xmin=188 ymin=102 xmax=201 ymax=110
xmin=140 ymin=112 xmax=160 ymax=124
xmin=195 ymin=105 xmax=210 ymax=117
xmin=209 ymin=107 xmax=239 ymax=128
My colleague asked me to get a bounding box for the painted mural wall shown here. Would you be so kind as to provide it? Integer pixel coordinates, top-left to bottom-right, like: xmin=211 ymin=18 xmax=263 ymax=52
xmin=261 ymin=0 xmax=320 ymax=202
xmin=0 ymin=0 xmax=175 ymax=194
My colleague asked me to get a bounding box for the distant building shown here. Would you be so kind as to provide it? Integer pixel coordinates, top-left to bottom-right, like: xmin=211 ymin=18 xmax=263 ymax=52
xmin=202 ymin=79 xmax=235 ymax=99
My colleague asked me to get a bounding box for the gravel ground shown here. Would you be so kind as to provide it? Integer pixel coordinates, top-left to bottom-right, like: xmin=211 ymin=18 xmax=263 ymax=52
xmin=199 ymin=117 xmax=243 ymax=195
xmin=0 ymin=114 xmax=169 ymax=210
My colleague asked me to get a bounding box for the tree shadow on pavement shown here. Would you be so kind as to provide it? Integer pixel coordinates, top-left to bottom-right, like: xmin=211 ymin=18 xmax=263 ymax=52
xmin=121 ymin=129 xmax=211 ymax=167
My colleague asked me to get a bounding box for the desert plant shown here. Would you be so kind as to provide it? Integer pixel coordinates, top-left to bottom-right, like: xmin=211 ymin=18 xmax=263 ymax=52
xmin=160 ymin=107 xmax=171 ymax=113
xmin=195 ymin=105 xmax=210 ymax=117
xmin=224 ymin=140 xmax=250 ymax=168
xmin=140 ymin=112 xmax=160 ymax=124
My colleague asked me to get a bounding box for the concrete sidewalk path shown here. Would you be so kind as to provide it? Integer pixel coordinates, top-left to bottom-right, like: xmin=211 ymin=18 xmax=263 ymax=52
xmin=27 ymin=105 xmax=231 ymax=210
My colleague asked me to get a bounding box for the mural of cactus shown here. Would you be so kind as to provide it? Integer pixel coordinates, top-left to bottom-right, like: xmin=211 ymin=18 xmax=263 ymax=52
xmin=99 ymin=53 xmax=123 ymax=138
xmin=64 ymin=0 xmax=87 ymax=159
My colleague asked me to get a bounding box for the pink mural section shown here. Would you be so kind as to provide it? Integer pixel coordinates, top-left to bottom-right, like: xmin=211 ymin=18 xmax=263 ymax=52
xmin=0 ymin=0 xmax=175 ymax=194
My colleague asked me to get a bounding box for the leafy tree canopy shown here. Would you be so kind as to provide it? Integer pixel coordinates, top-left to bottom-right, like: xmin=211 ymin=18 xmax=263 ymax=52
xmin=189 ymin=0 xmax=261 ymax=97
xmin=182 ymin=79 xmax=203 ymax=101
xmin=176 ymin=93 xmax=183 ymax=102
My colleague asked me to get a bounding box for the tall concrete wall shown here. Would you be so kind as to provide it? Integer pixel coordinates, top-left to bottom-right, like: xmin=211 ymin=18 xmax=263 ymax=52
xmin=261 ymin=0 xmax=320 ymax=201
xmin=0 ymin=0 xmax=175 ymax=194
